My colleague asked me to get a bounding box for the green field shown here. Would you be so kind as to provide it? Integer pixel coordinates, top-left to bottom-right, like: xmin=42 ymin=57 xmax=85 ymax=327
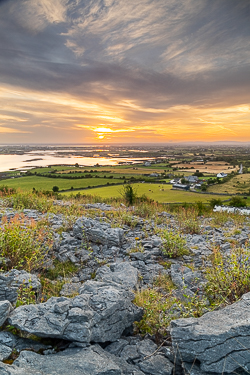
xmin=62 ymin=183 xmax=231 ymax=203
xmin=25 ymin=166 xmax=167 ymax=182
xmin=2 ymin=176 xmax=122 ymax=192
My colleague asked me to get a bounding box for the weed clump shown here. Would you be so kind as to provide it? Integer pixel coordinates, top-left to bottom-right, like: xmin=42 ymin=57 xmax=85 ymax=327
xmin=134 ymin=275 xmax=176 ymax=335
xmin=46 ymin=259 xmax=79 ymax=280
xmin=205 ymin=246 xmax=250 ymax=305
xmin=0 ymin=186 xmax=16 ymax=196
xmin=176 ymin=207 xmax=200 ymax=234
xmin=0 ymin=214 xmax=53 ymax=272
xmin=7 ymin=191 xmax=54 ymax=212
xmin=160 ymin=229 xmax=189 ymax=258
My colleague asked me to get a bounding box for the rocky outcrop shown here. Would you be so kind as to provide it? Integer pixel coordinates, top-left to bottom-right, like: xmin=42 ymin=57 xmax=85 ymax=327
xmin=0 ymin=301 xmax=12 ymax=327
xmin=0 ymin=345 xmax=124 ymax=375
xmin=3 ymin=200 xmax=250 ymax=375
xmin=170 ymin=264 xmax=203 ymax=291
xmin=170 ymin=292 xmax=250 ymax=374
xmin=0 ymin=339 xmax=174 ymax=375
xmin=106 ymin=338 xmax=174 ymax=375
xmin=8 ymin=280 xmax=143 ymax=343
xmin=73 ymin=216 xmax=124 ymax=247
xmin=95 ymin=262 xmax=139 ymax=290
xmin=0 ymin=331 xmax=49 ymax=361
xmin=0 ymin=269 xmax=41 ymax=305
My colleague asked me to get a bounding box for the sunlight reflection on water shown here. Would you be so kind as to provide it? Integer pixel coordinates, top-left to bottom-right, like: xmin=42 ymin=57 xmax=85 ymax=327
xmin=0 ymin=152 xmax=152 ymax=172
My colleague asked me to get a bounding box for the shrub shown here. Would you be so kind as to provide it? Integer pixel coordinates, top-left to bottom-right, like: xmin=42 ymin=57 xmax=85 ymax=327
xmin=0 ymin=214 xmax=53 ymax=272
xmin=228 ymin=196 xmax=247 ymax=207
xmin=134 ymin=275 xmax=175 ymax=335
xmin=16 ymin=283 xmax=36 ymax=307
xmin=0 ymin=186 xmax=16 ymax=196
xmin=160 ymin=229 xmax=189 ymax=258
xmin=176 ymin=207 xmax=200 ymax=234
xmin=209 ymin=198 xmax=223 ymax=208
xmin=7 ymin=191 xmax=54 ymax=212
xmin=195 ymin=201 xmax=210 ymax=215
xmin=205 ymin=246 xmax=250 ymax=305
xmin=52 ymin=186 xmax=59 ymax=192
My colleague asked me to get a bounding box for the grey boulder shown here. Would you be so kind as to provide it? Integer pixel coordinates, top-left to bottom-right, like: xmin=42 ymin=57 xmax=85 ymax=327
xmin=106 ymin=339 xmax=174 ymax=375
xmin=170 ymin=264 xmax=203 ymax=292
xmin=0 ymin=331 xmax=49 ymax=361
xmin=0 ymin=345 xmax=123 ymax=375
xmin=138 ymin=355 xmax=173 ymax=375
xmin=0 ymin=300 xmax=12 ymax=327
xmin=95 ymin=262 xmax=139 ymax=290
xmin=73 ymin=216 xmax=124 ymax=247
xmin=8 ymin=280 xmax=143 ymax=343
xmin=0 ymin=269 xmax=41 ymax=305
xmin=170 ymin=292 xmax=250 ymax=373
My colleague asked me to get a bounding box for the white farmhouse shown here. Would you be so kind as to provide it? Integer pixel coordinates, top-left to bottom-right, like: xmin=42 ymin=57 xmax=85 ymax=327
xmin=217 ymin=172 xmax=228 ymax=178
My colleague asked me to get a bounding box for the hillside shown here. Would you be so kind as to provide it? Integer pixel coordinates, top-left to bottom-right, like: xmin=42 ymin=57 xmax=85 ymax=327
xmin=0 ymin=191 xmax=250 ymax=374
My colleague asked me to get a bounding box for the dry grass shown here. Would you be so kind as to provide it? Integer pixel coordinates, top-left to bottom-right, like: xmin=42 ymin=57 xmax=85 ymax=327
xmin=172 ymin=161 xmax=237 ymax=174
xmin=208 ymin=174 xmax=250 ymax=194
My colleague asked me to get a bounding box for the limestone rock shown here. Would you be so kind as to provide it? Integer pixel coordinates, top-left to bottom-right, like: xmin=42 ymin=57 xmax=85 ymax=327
xmin=8 ymin=281 xmax=143 ymax=343
xmin=170 ymin=264 xmax=203 ymax=292
xmin=170 ymin=292 xmax=250 ymax=373
xmin=0 ymin=269 xmax=41 ymax=305
xmin=0 ymin=331 xmax=49 ymax=361
xmin=0 ymin=300 xmax=12 ymax=327
xmin=138 ymin=355 xmax=174 ymax=375
xmin=0 ymin=346 xmax=123 ymax=375
xmin=73 ymin=216 xmax=124 ymax=247
xmin=95 ymin=262 xmax=139 ymax=290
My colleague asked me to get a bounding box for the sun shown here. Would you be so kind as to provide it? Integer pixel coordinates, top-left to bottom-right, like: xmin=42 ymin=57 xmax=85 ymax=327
xmin=98 ymin=135 xmax=105 ymax=139
xmin=94 ymin=127 xmax=113 ymax=133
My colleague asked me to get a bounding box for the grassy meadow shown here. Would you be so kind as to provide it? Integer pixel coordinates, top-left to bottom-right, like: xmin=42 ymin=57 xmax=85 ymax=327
xmin=2 ymin=176 xmax=122 ymax=192
xmin=62 ymin=183 xmax=231 ymax=203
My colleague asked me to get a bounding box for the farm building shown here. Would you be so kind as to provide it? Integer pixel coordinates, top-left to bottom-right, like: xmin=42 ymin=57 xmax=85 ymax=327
xmin=172 ymin=183 xmax=190 ymax=191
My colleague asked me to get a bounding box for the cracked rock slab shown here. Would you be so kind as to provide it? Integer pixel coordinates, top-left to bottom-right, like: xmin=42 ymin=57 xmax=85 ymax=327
xmin=170 ymin=264 xmax=203 ymax=292
xmin=170 ymin=292 xmax=250 ymax=373
xmin=0 ymin=331 xmax=49 ymax=361
xmin=73 ymin=216 xmax=124 ymax=247
xmin=0 ymin=345 xmax=123 ymax=375
xmin=0 ymin=300 xmax=12 ymax=327
xmin=95 ymin=262 xmax=139 ymax=290
xmin=8 ymin=281 xmax=143 ymax=343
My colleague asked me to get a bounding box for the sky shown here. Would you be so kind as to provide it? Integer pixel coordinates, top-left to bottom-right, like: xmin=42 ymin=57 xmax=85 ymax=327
xmin=0 ymin=0 xmax=249 ymax=144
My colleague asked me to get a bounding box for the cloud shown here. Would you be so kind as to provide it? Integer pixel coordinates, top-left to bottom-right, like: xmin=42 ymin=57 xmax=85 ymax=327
xmin=0 ymin=125 xmax=29 ymax=133
xmin=8 ymin=0 xmax=67 ymax=32
xmin=0 ymin=0 xmax=249 ymax=142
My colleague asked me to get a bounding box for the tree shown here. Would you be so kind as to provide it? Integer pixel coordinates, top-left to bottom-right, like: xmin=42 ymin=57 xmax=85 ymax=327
xmin=52 ymin=186 xmax=59 ymax=192
xmin=120 ymin=184 xmax=137 ymax=205
xmin=228 ymin=196 xmax=247 ymax=207
xmin=209 ymin=198 xmax=222 ymax=208
xmin=193 ymin=172 xmax=204 ymax=177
